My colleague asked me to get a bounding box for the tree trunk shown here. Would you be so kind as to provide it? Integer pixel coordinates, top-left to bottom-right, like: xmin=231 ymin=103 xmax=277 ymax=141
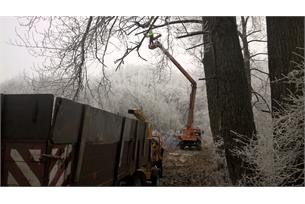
xmin=202 ymin=17 xmax=221 ymax=145
xmin=203 ymin=17 xmax=256 ymax=185
xmin=266 ymin=17 xmax=304 ymax=112
xmin=266 ymin=17 xmax=304 ymax=186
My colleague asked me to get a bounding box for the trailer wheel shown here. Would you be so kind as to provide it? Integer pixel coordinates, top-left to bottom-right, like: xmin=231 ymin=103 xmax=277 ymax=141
xmin=130 ymin=171 xmax=146 ymax=186
xmin=151 ymin=174 xmax=160 ymax=186
xmin=179 ymin=142 xmax=185 ymax=150
xmin=132 ymin=176 xmax=143 ymax=186
xmin=196 ymin=140 xmax=202 ymax=151
xmin=196 ymin=144 xmax=202 ymax=151
xmin=154 ymin=160 xmax=163 ymax=178
xmin=159 ymin=161 xmax=163 ymax=178
xmin=151 ymin=167 xmax=160 ymax=186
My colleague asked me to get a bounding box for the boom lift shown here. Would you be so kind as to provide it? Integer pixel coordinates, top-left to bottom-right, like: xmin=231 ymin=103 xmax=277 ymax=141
xmin=147 ymin=32 xmax=203 ymax=150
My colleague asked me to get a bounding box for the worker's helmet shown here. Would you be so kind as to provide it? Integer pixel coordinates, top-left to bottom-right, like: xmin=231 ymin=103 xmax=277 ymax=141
xmin=147 ymin=30 xmax=154 ymax=37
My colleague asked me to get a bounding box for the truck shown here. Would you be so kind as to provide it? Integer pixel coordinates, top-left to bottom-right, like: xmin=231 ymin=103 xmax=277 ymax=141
xmin=0 ymin=94 xmax=160 ymax=186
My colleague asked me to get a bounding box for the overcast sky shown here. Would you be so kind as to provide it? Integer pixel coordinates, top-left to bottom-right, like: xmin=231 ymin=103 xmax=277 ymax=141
xmin=0 ymin=17 xmax=148 ymax=83
xmin=0 ymin=17 xmax=202 ymax=85
xmin=0 ymin=17 xmax=39 ymax=83
xmin=0 ymin=16 xmax=267 ymax=85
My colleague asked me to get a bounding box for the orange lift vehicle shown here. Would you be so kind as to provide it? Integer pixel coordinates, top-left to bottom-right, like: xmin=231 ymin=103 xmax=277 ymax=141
xmin=147 ymin=32 xmax=203 ymax=150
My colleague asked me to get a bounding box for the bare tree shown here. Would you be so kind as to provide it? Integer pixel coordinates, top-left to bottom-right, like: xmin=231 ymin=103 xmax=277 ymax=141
xmin=238 ymin=17 xmax=268 ymax=85
xmin=237 ymin=17 xmax=270 ymax=113
xmin=14 ymin=16 xmax=204 ymax=100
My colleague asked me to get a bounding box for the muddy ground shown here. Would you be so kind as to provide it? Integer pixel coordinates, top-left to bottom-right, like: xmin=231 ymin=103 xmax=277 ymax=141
xmin=160 ymin=141 xmax=229 ymax=186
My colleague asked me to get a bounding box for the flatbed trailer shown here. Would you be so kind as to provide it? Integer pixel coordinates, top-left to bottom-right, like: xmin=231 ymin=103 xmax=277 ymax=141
xmin=0 ymin=94 xmax=158 ymax=186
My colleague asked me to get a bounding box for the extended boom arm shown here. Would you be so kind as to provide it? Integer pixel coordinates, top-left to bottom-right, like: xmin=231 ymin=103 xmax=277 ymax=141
xmin=148 ymin=36 xmax=197 ymax=129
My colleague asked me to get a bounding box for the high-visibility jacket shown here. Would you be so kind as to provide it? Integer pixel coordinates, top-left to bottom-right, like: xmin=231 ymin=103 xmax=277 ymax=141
xmin=147 ymin=30 xmax=153 ymax=37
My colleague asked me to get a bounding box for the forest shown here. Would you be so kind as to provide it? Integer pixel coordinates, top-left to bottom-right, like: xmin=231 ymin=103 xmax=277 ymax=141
xmin=0 ymin=16 xmax=304 ymax=186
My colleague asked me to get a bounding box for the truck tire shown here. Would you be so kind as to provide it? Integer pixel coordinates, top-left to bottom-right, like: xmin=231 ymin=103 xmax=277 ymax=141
xmin=132 ymin=176 xmax=143 ymax=186
xmin=151 ymin=167 xmax=160 ymax=186
xmin=196 ymin=140 xmax=202 ymax=151
xmin=196 ymin=144 xmax=202 ymax=151
xmin=179 ymin=142 xmax=185 ymax=150
xmin=150 ymin=165 xmax=161 ymax=186
xmin=129 ymin=172 xmax=146 ymax=186
xmin=151 ymin=174 xmax=160 ymax=186
xmin=157 ymin=160 xmax=163 ymax=178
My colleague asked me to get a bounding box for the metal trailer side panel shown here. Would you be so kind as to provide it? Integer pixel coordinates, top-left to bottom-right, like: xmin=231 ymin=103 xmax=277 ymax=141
xmin=80 ymin=143 xmax=120 ymax=186
xmin=51 ymin=97 xmax=84 ymax=144
xmin=76 ymin=106 xmax=124 ymax=186
xmin=2 ymin=94 xmax=54 ymax=142
xmin=141 ymin=125 xmax=152 ymax=165
xmin=47 ymin=144 xmax=75 ymax=186
xmin=73 ymin=106 xmax=89 ymax=185
xmin=48 ymin=98 xmax=85 ymax=186
xmin=136 ymin=121 xmax=146 ymax=168
xmin=116 ymin=117 xmax=138 ymax=181
xmin=0 ymin=94 xmax=153 ymax=186
xmin=131 ymin=121 xmax=139 ymax=172
xmin=1 ymin=94 xmax=54 ymax=186
xmin=113 ymin=117 xmax=126 ymax=185
xmin=4 ymin=143 xmax=47 ymax=186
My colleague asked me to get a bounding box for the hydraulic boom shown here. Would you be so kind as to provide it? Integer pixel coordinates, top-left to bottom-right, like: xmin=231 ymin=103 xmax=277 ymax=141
xmin=148 ymin=33 xmax=202 ymax=150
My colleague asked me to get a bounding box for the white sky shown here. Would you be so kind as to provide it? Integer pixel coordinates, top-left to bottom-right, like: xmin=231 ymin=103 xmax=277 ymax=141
xmin=0 ymin=16 xmax=268 ymax=86
xmin=0 ymin=16 xmax=202 ymax=84
xmin=0 ymin=17 xmax=40 ymax=82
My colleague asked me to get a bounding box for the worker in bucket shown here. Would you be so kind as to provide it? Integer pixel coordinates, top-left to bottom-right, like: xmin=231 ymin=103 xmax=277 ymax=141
xmin=146 ymin=30 xmax=161 ymax=48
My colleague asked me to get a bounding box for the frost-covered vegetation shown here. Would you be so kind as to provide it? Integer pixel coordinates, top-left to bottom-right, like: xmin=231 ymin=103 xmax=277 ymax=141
xmin=233 ymin=59 xmax=304 ymax=186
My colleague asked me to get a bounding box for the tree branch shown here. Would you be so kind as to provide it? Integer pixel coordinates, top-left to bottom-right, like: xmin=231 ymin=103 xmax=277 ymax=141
xmin=114 ymin=17 xmax=159 ymax=70
xmin=135 ymin=19 xmax=203 ymax=36
xmin=186 ymin=43 xmax=204 ymax=50
xmin=250 ymin=68 xmax=269 ymax=76
xmin=250 ymin=52 xmax=268 ymax=58
xmin=251 ymin=89 xmax=271 ymax=114
xmin=176 ymin=31 xmax=206 ymax=39
xmin=73 ymin=16 xmax=93 ymax=100
xmin=247 ymin=30 xmax=261 ymax=37
xmin=247 ymin=39 xmax=267 ymax=43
